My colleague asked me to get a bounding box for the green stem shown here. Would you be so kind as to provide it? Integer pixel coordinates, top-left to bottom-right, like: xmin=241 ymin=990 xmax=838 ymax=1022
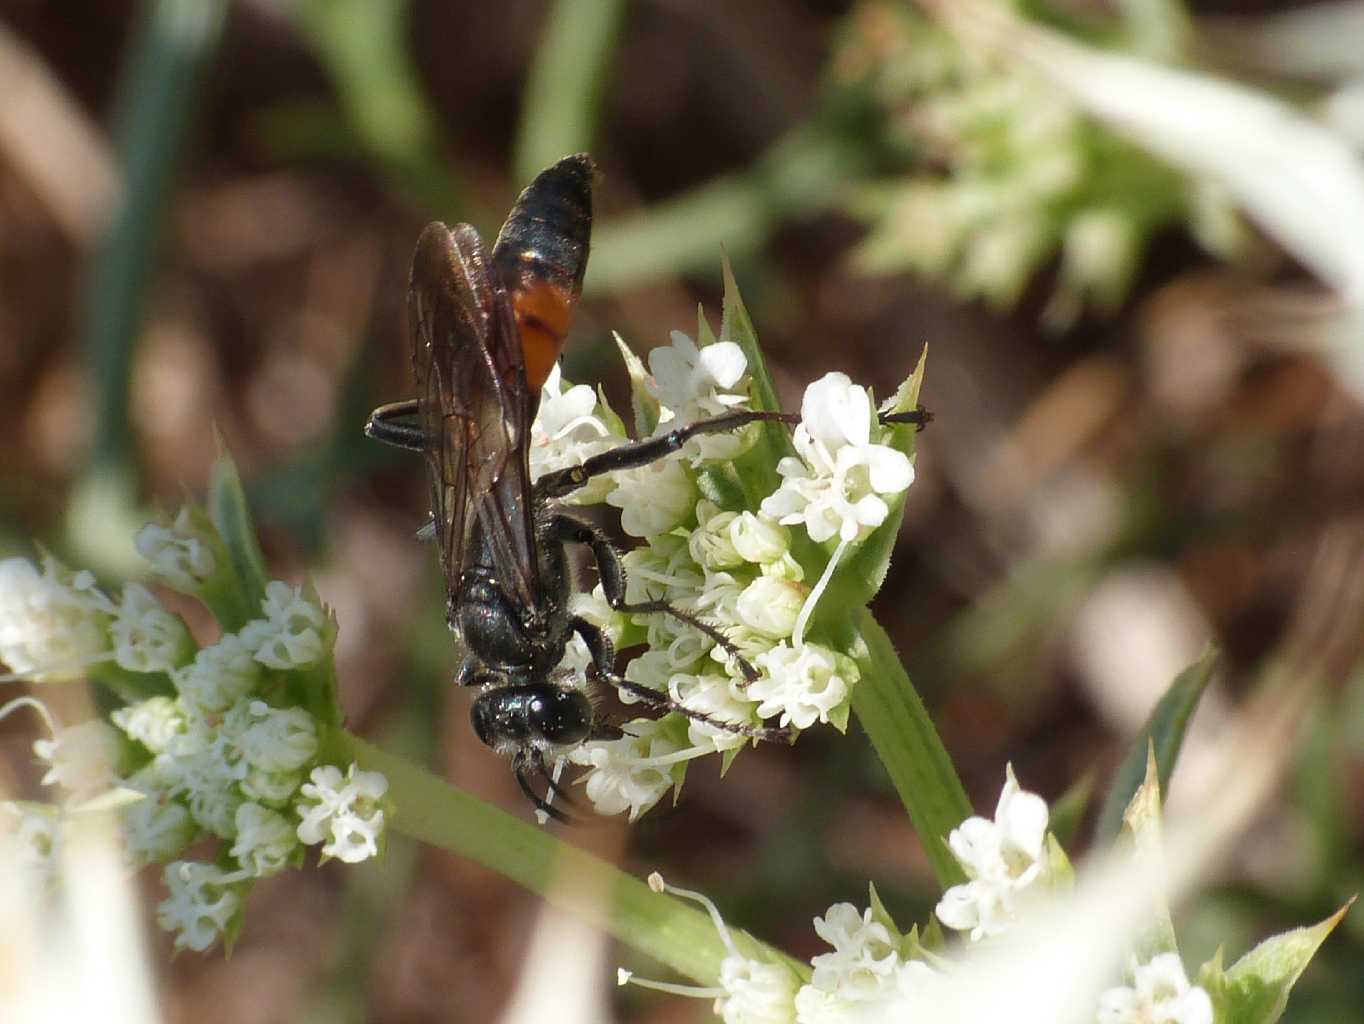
xmin=340 ymin=732 xmax=803 ymax=985
xmin=849 ymin=610 xmax=972 ymax=889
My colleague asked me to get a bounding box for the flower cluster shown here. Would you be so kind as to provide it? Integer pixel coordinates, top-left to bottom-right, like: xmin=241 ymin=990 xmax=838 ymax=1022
xmin=625 ymin=768 xmax=1227 ymax=1024
xmin=538 ymin=327 xmax=919 ymax=819
xmin=0 ymin=508 xmax=388 ymax=953
xmin=836 ymin=2 xmax=1242 ymax=328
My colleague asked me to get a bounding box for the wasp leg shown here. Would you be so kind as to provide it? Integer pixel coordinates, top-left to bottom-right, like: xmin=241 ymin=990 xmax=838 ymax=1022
xmin=364 ymin=399 xmax=426 ymax=451
xmin=535 ymin=405 xmax=931 ymax=501
xmin=534 ymin=751 xmax=577 ymax=806
xmin=513 ymin=750 xmax=574 ymax=824
xmin=571 ymin=617 xmax=790 ymax=744
xmin=550 ymin=515 xmax=759 ymax=682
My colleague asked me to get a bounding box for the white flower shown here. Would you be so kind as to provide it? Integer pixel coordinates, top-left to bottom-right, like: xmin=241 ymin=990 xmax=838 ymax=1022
xmin=606 ymin=456 xmax=697 ymax=538
xmin=173 ymin=633 xmax=260 ymax=715
xmin=735 ymin=576 xmax=806 ymax=639
xmin=649 ymin=331 xmax=748 ymax=412
xmin=1098 ymin=953 xmax=1214 ymax=1024
xmin=121 ymin=765 xmax=197 ymax=864
xmin=760 ymin=373 xmax=914 ymax=545
xmin=241 ymin=581 xmax=327 ymax=669
xmin=0 ymin=555 xmax=113 ymax=681
xmin=718 ymin=955 xmax=799 ymax=1024
xmin=33 ymin=719 xmax=120 ymax=799
xmin=529 ymin=363 xmax=625 ymax=504
xmin=134 ymin=507 xmax=217 ymax=590
xmin=110 ymin=583 xmax=192 ymax=674
xmin=240 ymin=766 xmax=304 ymax=807
xmin=3 ymin=801 xmax=63 ymax=881
xmin=808 ymin=903 xmax=900 ymax=998
xmin=230 ymin=801 xmax=298 ymax=877
xmin=235 ymin=701 xmax=318 ymax=774
xmin=668 ymin=673 xmax=759 ymax=752
xmin=935 ymin=764 xmax=1051 ymax=942
xmin=111 ymin=696 xmax=186 ymax=754
xmin=295 ymin=763 xmax=387 ymax=864
xmin=689 ymin=503 xmax=744 ymax=570
xmin=750 ymin=643 xmax=858 ymax=730
xmin=730 ymin=512 xmax=791 ymax=566
xmin=156 ymin=860 xmax=246 ymax=953
xmin=157 ymin=718 xmax=247 ymax=839
xmin=568 ymin=718 xmax=699 ymax=820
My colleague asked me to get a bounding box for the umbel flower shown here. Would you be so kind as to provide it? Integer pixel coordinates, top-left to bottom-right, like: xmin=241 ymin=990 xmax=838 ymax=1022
xmin=536 ymin=319 xmax=924 ymax=820
xmin=0 ymin=487 xmax=389 ymax=954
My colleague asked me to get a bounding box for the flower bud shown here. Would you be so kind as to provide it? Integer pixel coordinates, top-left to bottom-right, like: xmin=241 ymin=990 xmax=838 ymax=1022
xmin=230 ymin=801 xmax=298 ymax=877
xmin=237 ymin=701 xmax=317 ymax=774
xmin=111 ymin=696 xmax=186 ymax=754
xmin=688 ymin=505 xmax=743 ymax=570
xmin=134 ymin=507 xmax=218 ymax=591
xmin=730 ymin=512 xmax=790 ymax=565
xmin=735 ymin=576 xmax=807 ymax=639
xmin=111 ymin=584 xmax=193 ymax=674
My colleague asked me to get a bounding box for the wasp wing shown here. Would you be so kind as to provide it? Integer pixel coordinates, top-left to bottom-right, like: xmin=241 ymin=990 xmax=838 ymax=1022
xmin=409 ymin=222 xmax=542 ymax=613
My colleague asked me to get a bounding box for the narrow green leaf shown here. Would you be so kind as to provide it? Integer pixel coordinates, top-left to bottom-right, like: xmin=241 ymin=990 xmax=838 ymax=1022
xmin=1207 ymin=900 xmax=1354 ymax=1024
xmin=613 ymin=332 xmax=659 ymax=438
xmin=514 ymin=0 xmax=626 ymax=181
xmin=847 ymin=610 xmax=972 ymax=888
xmin=1047 ymin=770 xmax=1094 ymax=847
xmin=208 ymin=451 xmax=268 ymax=613
xmin=1095 ymin=648 xmax=1218 ymax=844
xmin=342 ymin=732 xmax=805 ymax=984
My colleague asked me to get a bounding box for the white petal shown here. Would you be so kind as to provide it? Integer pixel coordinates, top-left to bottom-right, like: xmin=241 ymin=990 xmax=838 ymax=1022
xmin=698 ymin=341 xmax=747 ymax=389
xmin=864 ymin=445 xmax=914 ymax=494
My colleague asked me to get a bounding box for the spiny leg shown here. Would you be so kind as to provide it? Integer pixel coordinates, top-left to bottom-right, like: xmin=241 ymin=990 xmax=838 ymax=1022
xmin=535 ymin=406 xmax=931 ymax=501
xmin=571 ymin=617 xmax=789 ymax=744
xmin=551 ymin=514 xmax=758 ymax=681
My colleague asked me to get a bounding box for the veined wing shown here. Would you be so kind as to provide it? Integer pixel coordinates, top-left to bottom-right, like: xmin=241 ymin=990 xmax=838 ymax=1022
xmin=409 ymin=222 xmax=541 ymax=613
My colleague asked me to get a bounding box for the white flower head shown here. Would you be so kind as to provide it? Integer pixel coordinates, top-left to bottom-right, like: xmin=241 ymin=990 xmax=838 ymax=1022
xmin=230 ymin=801 xmax=298 ymax=877
xmin=241 ymin=581 xmax=328 ymax=669
xmin=529 ymin=363 xmax=626 ymax=504
xmin=33 ymin=719 xmax=121 ymax=800
xmin=568 ymin=717 xmax=698 ymax=820
xmin=134 ymin=507 xmax=218 ymax=591
xmin=236 ymin=700 xmax=318 ymax=774
xmin=156 ymin=860 xmax=246 ymax=953
xmin=0 ymin=555 xmax=113 ymax=681
xmin=750 ymin=642 xmax=858 ymax=730
xmin=760 ymin=373 xmax=914 ymax=545
xmin=112 ymin=696 xmax=187 ymax=755
xmin=606 ymin=456 xmax=697 ymax=538
xmin=935 ymin=763 xmax=1051 ymax=942
xmin=110 ymin=583 xmax=192 ymax=674
xmin=1098 ymin=953 xmax=1214 ymax=1024
xmin=295 ymin=763 xmax=388 ymax=864
xmin=173 ymin=633 xmax=260 ymax=716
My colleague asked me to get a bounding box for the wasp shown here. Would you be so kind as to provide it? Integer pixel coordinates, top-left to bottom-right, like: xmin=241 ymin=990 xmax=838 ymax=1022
xmin=365 ymin=155 xmax=819 ymax=819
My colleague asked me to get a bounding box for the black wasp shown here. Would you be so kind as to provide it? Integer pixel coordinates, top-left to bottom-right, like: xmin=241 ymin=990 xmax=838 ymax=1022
xmin=366 ymin=155 xmax=810 ymax=820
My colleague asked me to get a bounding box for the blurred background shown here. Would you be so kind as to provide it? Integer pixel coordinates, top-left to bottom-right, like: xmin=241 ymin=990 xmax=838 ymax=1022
xmin=2 ymin=0 xmax=1364 ymax=1020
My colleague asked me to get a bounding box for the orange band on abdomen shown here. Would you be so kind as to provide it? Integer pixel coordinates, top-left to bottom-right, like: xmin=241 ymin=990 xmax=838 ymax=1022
xmin=513 ymin=279 xmax=575 ymax=391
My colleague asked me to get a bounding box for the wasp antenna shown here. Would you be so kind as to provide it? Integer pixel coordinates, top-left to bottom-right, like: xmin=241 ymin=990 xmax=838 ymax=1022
xmin=514 ymin=758 xmax=575 ymax=824
xmin=533 ymin=750 xmax=577 ymax=806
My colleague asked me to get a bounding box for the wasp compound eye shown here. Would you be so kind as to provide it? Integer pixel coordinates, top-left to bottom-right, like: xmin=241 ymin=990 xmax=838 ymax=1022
xmin=528 ymin=688 xmax=592 ymax=745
